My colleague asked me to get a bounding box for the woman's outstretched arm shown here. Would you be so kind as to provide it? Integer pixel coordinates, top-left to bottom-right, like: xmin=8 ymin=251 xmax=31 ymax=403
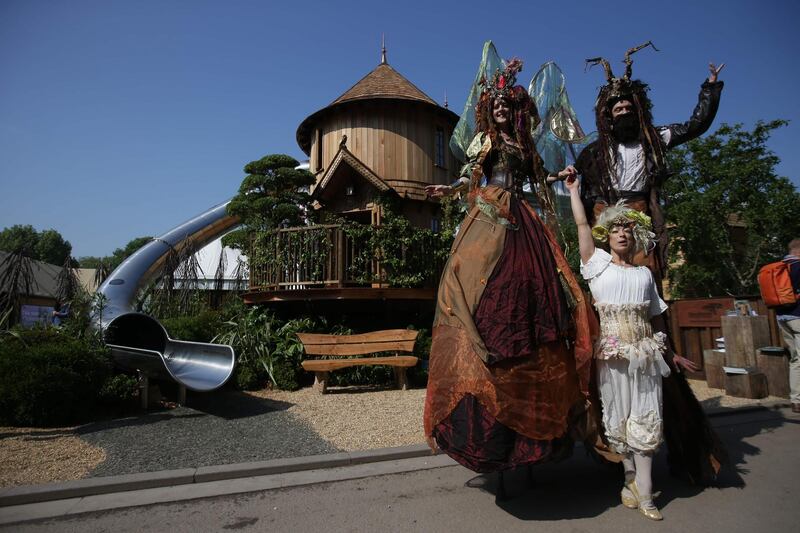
xmin=563 ymin=167 xmax=595 ymax=264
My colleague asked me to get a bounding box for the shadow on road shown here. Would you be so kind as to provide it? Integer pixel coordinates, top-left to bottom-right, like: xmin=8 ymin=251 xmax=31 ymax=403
xmin=74 ymin=389 xmax=296 ymax=436
xmin=461 ymin=407 xmax=791 ymax=520
xmin=186 ymin=389 xmax=294 ymax=420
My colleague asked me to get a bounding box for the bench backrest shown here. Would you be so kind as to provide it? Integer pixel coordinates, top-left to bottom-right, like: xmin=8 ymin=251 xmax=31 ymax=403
xmin=297 ymin=329 xmax=418 ymax=357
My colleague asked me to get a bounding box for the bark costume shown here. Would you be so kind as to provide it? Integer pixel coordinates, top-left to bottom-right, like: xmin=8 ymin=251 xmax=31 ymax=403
xmin=423 ymin=57 xmax=594 ymax=473
xmin=576 ymin=43 xmax=724 ymax=278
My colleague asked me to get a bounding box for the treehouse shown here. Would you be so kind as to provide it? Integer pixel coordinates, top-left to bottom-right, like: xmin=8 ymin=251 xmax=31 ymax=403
xmin=245 ymin=50 xmax=459 ymax=308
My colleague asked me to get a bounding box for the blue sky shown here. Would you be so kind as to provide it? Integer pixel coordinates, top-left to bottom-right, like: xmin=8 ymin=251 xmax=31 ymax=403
xmin=1 ymin=0 xmax=798 ymax=257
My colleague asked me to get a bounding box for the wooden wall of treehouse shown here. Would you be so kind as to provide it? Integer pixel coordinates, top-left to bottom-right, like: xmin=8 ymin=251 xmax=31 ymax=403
xmin=309 ymin=100 xmax=459 ymax=198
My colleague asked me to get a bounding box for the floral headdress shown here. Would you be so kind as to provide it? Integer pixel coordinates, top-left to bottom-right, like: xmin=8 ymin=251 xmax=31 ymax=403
xmin=480 ymin=58 xmax=524 ymax=99
xmin=591 ymin=200 xmax=656 ymax=254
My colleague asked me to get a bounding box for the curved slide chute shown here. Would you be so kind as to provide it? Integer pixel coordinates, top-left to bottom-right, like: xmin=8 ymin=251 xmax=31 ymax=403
xmin=95 ymin=201 xmax=240 ymax=392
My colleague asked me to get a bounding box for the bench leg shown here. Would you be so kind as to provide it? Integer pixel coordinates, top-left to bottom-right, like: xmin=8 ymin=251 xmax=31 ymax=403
xmin=138 ymin=372 xmax=149 ymax=409
xmin=314 ymin=371 xmax=329 ymax=394
xmin=178 ymin=385 xmax=187 ymax=406
xmin=394 ymin=367 xmax=409 ymax=391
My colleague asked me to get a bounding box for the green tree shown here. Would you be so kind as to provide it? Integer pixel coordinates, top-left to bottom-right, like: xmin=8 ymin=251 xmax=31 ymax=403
xmin=664 ymin=120 xmax=800 ymax=297
xmin=0 ymin=225 xmax=40 ymax=257
xmin=223 ymin=154 xmax=315 ymax=250
xmin=75 ymin=236 xmax=151 ymax=286
xmin=36 ymin=229 xmax=72 ymax=265
xmin=0 ymin=225 xmax=72 ymax=265
xmin=109 ymin=236 xmax=153 ymax=270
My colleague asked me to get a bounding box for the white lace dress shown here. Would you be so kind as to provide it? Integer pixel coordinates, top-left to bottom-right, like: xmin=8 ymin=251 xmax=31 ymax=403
xmin=581 ymin=248 xmax=671 ymax=454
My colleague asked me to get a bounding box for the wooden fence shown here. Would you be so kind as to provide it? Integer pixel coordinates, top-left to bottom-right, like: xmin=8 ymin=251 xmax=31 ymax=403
xmin=667 ymin=296 xmax=783 ymax=379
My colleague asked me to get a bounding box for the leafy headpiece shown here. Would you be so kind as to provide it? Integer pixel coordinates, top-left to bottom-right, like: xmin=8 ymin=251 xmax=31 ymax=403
xmin=592 ymin=200 xmax=656 ymax=255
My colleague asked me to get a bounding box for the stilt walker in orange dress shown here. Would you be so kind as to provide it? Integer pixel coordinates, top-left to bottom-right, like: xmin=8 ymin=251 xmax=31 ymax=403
xmin=423 ymin=57 xmax=594 ymax=496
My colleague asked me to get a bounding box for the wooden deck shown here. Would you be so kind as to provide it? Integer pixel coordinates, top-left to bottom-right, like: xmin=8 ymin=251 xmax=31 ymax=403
xmin=247 ymin=223 xmax=444 ymax=297
xmin=243 ymin=286 xmax=436 ymax=304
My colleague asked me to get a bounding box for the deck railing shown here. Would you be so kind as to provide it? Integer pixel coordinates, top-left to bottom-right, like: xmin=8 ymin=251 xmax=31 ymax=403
xmin=248 ymin=223 xmax=446 ymax=292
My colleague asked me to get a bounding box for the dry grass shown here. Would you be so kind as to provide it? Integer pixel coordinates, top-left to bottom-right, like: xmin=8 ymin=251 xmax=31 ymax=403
xmin=248 ymin=386 xmax=427 ymax=451
xmin=0 ymin=426 xmax=105 ymax=487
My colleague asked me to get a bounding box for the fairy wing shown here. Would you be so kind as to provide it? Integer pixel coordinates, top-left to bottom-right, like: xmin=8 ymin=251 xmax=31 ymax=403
xmin=527 ymin=62 xmax=597 ymax=223
xmin=529 ymin=61 xmax=597 ymax=174
xmin=449 ymin=41 xmax=503 ymax=163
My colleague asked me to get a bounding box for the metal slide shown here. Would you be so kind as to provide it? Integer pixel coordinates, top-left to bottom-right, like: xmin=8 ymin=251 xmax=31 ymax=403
xmin=94 ymin=201 xmax=239 ymax=392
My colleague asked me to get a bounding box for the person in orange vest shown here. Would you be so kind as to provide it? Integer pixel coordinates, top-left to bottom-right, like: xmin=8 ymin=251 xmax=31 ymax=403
xmin=775 ymin=239 xmax=800 ymax=413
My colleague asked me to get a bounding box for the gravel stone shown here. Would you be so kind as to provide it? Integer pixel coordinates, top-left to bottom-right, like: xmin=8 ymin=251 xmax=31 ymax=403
xmin=76 ymin=389 xmax=340 ymax=477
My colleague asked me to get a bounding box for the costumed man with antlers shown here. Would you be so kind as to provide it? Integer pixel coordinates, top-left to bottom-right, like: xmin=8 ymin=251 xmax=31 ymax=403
xmin=556 ymin=42 xmax=724 ymax=285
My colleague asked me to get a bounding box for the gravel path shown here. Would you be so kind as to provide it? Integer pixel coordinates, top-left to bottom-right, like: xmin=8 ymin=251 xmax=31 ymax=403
xmin=76 ymin=389 xmax=339 ymax=477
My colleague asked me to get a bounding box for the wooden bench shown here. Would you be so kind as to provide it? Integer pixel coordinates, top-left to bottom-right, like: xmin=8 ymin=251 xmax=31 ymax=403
xmin=297 ymin=329 xmax=419 ymax=394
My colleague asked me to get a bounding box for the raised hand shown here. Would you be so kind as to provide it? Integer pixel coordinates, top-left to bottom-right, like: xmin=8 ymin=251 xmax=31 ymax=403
xmin=708 ymin=62 xmax=725 ymax=83
xmin=547 ymin=165 xmax=578 ymax=184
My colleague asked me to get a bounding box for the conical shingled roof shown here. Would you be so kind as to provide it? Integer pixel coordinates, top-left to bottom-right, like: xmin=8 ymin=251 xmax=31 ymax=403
xmin=296 ymin=60 xmax=454 ymax=155
xmin=329 ymin=63 xmax=437 ymax=106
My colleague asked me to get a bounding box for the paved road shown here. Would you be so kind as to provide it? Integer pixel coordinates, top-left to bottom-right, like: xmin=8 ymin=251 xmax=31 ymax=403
xmin=6 ymin=407 xmax=799 ymax=532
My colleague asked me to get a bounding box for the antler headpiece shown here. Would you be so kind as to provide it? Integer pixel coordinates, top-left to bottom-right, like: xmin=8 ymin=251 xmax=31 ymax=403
xmin=585 ymin=41 xmax=659 ymax=102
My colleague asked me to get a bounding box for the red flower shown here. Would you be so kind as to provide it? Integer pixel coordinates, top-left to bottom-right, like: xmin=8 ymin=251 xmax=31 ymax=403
xmin=498 ymin=76 xmax=506 ymax=89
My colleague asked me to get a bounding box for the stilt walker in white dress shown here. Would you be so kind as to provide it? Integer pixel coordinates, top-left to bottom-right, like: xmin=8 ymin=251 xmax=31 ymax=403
xmin=562 ymin=172 xmax=700 ymax=521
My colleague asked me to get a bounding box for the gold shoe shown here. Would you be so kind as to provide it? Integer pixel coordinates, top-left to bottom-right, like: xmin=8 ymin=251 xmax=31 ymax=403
xmin=638 ymin=499 xmax=663 ymax=521
xmin=625 ymin=480 xmax=663 ymax=521
xmin=620 ymin=486 xmax=638 ymax=509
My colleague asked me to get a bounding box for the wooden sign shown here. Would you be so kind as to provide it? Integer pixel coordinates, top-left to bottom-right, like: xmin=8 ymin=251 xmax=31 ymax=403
xmin=673 ymin=298 xmax=733 ymax=328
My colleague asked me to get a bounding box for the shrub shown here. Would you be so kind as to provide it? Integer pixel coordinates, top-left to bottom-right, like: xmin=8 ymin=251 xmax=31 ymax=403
xmin=233 ymin=363 xmax=262 ymax=391
xmin=214 ymin=309 xmax=317 ymax=391
xmin=98 ymin=373 xmax=139 ymax=407
xmin=271 ymin=360 xmax=300 ymax=391
xmin=0 ymin=327 xmax=111 ymax=426
xmin=161 ymin=310 xmax=224 ymax=342
xmin=328 ymin=365 xmax=394 ymax=387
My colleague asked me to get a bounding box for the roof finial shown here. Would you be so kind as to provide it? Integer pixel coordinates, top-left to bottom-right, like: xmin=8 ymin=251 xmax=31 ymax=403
xmin=444 ymin=89 xmax=448 ymax=109
xmin=381 ymin=34 xmax=387 ymax=64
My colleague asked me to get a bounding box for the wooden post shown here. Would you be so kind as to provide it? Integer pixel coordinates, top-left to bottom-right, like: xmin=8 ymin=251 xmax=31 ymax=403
xmin=725 ymin=370 xmax=768 ymax=399
xmin=721 ymin=315 xmax=771 ymax=368
xmin=314 ymin=371 xmax=329 ymax=394
xmin=394 ymin=367 xmax=409 ymax=390
xmin=703 ymin=349 xmax=726 ymax=389
xmin=756 ymin=347 xmax=790 ymax=398
xmin=336 ymin=228 xmax=345 ymax=288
